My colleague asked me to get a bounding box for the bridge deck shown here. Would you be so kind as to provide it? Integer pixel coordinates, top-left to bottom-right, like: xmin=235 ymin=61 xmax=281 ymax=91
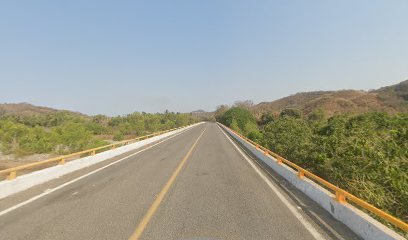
xmin=0 ymin=122 xmax=358 ymax=239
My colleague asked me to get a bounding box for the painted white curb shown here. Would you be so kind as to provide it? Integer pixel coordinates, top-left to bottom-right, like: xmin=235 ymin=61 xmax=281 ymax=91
xmin=0 ymin=123 xmax=203 ymax=200
xmin=219 ymin=124 xmax=404 ymax=240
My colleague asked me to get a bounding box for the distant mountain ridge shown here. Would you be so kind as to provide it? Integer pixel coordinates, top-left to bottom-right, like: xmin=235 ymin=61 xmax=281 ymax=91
xmin=253 ymin=80 xmax=408 ymax=117
xmin=1 ymin=80 xmax=407 ymax=119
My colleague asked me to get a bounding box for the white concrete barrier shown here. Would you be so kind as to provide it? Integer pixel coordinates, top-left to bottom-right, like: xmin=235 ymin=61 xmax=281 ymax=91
xmin=0 ymin=123 xmax=203 ymax=200
xmin=219 ymin=124 xmax=404 ymax=240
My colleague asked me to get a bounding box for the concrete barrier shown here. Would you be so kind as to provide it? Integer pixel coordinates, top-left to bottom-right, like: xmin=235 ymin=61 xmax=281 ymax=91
xmin=219 ymin=124 xmax=404 ymax=240
xmin=0 ymin=123 xmax=203 ymax=200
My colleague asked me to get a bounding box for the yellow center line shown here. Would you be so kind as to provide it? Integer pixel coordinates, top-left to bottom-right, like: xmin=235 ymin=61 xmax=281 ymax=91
xmin=129 ymin=126 xmax=207 ymax=240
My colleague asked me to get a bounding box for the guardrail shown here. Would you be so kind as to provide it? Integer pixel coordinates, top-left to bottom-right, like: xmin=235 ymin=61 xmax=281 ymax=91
xmin=219 ymin=123 xmax=408 ymax=233
xmin=0 ymin=124 xmax=192 ymax=181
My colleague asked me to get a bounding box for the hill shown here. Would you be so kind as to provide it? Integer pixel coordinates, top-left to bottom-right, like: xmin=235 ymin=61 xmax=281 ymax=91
xmin=0 ymin=103 xmax=85 ymax=117
xmin=253 ymin=80 xmax=408 ymax=117
xmin=374 ymin=80 xmax=408 ymax=111
xmin=190 ymin=109 xmax=214 ymax=121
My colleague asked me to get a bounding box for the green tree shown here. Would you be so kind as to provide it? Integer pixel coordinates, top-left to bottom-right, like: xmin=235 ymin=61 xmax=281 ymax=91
xmin=280 ymin=108 xmax=302 ymax=119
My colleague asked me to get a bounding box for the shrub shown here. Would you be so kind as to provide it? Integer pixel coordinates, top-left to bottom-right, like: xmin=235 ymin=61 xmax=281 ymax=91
xmin=113 ymin=132 xmax=124 ymax=141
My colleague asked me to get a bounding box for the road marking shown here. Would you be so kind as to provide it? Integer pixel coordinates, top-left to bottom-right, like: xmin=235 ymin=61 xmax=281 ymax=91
xmin=43 ymin=188 xmax=52 ymax=193
xmin=217 ymin=125 xmax=325 ymax=240
xmin=129 ymin=127 xmax=207 ymax=240
xmin=0 ymin=125 xmax=201 ymax=218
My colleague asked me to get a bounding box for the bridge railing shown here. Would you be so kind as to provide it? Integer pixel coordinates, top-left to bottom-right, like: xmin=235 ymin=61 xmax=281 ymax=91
xmin=0 ymin=125 xmax=192 ymax=181
xmin=220 ymin=123 xmax=408 ymax=233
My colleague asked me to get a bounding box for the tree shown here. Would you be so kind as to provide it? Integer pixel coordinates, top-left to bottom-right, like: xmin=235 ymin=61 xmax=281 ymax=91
xmin=233 ymin=100 xmax=254 ymax=110
xmin=214 ymin=105 xmax=229 ymax=122
xmin=219 ymin=107 xmax=257 ymax=131
xmin=308 ymin=109 xmax=326 ymax=122
xmin=280 ymin=108 xmax=302 ymax=119
xmin=260 ymin=112 xmax=275 ymax=126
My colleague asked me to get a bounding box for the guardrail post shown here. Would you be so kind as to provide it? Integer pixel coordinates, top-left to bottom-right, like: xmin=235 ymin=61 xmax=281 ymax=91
xmin=91 ymin=150 xmax=96 ymax=156
xmin=111 ymin=145 xmax=116 ymax=150
xmin=335 ymin=191 xmax=347 ymax=203
xmin=277 ymin=157 xmax=283 ymax=165
xmin=297 ymin=170 xmax=305 ymax=179
xmin=59 ymin=158 xmax=65 ymax=165
xmin=7 ymin=171 xmax=17 ymax=180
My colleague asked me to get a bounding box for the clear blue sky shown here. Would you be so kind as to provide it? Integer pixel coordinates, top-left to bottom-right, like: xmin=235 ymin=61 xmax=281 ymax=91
xmin=1 ymin=1 xmax=407 ymax=116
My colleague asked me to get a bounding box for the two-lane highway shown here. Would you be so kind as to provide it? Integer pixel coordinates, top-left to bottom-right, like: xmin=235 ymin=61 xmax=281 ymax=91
xmin=0 ymin=123 xmax=356 ymax=239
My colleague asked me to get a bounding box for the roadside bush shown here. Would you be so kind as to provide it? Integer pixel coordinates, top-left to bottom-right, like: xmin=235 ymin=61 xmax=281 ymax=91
xmin=219 ymin=107 xmax=260 ymax=136
xmin=113 ymin=132 xmax=124 ymax=141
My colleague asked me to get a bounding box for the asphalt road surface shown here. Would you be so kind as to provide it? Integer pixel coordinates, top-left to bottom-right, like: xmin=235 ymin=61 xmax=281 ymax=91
xmin=0 ymin=122 xmax=358 ymax=240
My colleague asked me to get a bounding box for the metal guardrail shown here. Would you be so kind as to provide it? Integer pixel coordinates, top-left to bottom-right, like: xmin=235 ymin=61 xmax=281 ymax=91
xmin=0 ymin=125 xmax=192 ymax=181
xmin=220 ymin=123 xmax=408 ymax=232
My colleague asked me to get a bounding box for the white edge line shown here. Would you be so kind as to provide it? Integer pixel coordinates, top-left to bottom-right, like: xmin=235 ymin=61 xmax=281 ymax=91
xmin=249 ymin=152 xmax=345 ymax=240
xmin=248 ymin=150 xmax=345 ymax=240
xmin=0 ymin=125 xmax=200 ymax=217
xmin=217 ymin=125 xmax=325 ymax=240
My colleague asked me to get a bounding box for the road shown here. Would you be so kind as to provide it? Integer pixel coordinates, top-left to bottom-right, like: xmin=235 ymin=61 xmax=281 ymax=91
xmin=0 ymin=122 xmax=357 ymax=240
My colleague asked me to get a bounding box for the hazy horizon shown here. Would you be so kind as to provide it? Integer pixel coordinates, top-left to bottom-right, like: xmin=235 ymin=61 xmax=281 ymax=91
xmin=1 ymin=1 xmax=407 ymax=115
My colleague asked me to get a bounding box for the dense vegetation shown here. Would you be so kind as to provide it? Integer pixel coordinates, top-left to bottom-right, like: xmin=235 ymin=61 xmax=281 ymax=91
xmin=217 ymin=107 xmax=408 ymax=223
xmin=0 ymin=111 xmax=197 ymax=156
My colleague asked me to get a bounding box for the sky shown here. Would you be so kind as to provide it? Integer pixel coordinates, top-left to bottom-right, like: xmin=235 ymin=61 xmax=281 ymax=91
xmin=1 ymin=1 xmax=407 ymax=116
